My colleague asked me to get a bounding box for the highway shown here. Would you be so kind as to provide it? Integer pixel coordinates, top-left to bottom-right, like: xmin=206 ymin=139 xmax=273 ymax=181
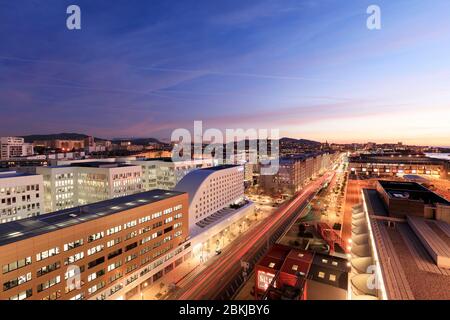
xmin=169 ymin=171 xmax=335 ymax=300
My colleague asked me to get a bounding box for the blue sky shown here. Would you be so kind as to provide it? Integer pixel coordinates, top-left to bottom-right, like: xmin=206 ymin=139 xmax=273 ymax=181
xmin=0 ymin=0 xmax=450 ymax=145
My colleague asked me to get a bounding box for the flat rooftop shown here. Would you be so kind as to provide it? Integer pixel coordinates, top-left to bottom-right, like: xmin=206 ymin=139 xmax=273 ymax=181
xmin=0 ymin=171 xmax=37 ymax=179
xmin=256 ymin=244 xmax=349 ymax=299
xmin=407 ymin=216 xmax=450 ymax=269
xmin=362 ymin=189 xmax=389 ymax=217
xmin=349 ymin=155 xmax=447 ymax=165
xmin=0 ymin=189 xmax=185 ymax=247
xmin=135 ymin=157 xmax=174 ymax=162
xmin=194 ymin=201 xmax=251 ymax=231
xmin=379 ymin=180 xmax=450 ymax=205
xmin=69 ymin=161 xmax=137 ymax=168
xmin=362 ymin=189 xmax=450 ymax=300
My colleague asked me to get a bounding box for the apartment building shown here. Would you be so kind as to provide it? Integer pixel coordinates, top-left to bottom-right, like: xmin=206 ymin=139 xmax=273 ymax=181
xmin=0 ymin=190 xmax=189 ymax=300
xmin=131 ymin=158 xmax=213 ymax=191
xmin=0 ymin=137 xmax=34 ymax=160
xmin=259 ymin=152 xmax=334 ymax=196
xmin=36 ymin=162 xmax=143 ymax=213
xmin=0 ymin=171 xmax=44 ymax=223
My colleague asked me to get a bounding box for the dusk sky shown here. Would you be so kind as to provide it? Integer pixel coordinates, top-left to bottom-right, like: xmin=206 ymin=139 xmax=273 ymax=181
xmin=1 ymin=0 xmax=450 ymax=146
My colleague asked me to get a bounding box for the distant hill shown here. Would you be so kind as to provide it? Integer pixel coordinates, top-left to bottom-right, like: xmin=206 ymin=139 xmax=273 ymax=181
xmin=21 ymin=133 xmax=106 ymax=143
xmin=22 ymin=133 xmax=314 ymax=147
xmin=280 ymin=137 xmax=321 ymax=146
xmin=22 ymin=133 xmax=165 ymax=145
xmin=112 ymin=137 xmax=165 ymax=145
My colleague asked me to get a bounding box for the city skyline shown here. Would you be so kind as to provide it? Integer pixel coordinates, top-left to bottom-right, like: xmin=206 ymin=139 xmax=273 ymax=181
xmin=1 ymin=1 xmax=450 ymax=304
xmin=1 ymin=0 xmax=450 ymax=145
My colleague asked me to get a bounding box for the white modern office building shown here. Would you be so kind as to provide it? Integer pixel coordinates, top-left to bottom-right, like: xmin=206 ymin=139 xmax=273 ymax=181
xmin=0 ymin=137 xmax=34 ymax=160
xmin=131 ymin=158 xmax=214 ymax=191
xmin=36 ymin=162 xmax=143 ymax=213
xmin=175 ymin=164 xmax=254 ymax=259
xmin=0 ymin=171 xmax=44 ymax=223
xmin=175 ymin=164 xmax=246 ymax=233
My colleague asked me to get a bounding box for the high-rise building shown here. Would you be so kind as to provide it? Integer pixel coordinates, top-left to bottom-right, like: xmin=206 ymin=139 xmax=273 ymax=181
xmin=0 ymin=190 xmax=189 ymax=300
xmin=131 ymin=158 xmax=214 ymax=191
xmin=0 ymin=171 xmax=44 ymax=223
xmin=0 ymin=137 xmax=34 ymax=160
xmin=36 ymin=162 xmax=143 ymax=213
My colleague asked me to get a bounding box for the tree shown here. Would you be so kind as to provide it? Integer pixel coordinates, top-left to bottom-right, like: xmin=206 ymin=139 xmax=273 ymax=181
xmin=158 ymin=282 xmax=165 ymax=295
xmin=298 ymin=224 xmax=306 ymax=237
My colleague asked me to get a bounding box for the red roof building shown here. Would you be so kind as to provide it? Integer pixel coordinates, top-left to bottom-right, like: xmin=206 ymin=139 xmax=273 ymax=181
xmin=254 ymin=244 xmax=349 ymax=300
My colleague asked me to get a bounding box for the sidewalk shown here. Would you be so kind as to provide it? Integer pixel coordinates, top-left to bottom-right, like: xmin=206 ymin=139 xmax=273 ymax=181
xmin=128 ymin=256 xmax=201 ymax=300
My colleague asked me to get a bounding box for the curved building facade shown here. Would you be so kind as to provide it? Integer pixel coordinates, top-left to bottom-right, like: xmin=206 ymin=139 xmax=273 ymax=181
xmin=175 ymin=165 xmax=245 ymax=233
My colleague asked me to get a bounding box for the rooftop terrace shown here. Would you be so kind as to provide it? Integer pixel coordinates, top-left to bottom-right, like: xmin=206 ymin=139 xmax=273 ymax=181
xmin=0 ymin=171 xmax=37 ymax=179
xmin=362 ymin=188 xmax=450 ymax=300
xmin=69 ymin=161 xmax=137 ymax=168
xmin=379 ymin=181 xmax=450 ymax=205
xmin=349 ymin=155 xmax=447 ymax=165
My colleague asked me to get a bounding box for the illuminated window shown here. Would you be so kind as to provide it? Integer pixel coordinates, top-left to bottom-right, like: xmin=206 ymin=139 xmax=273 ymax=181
xmin=318 ymin=272 xmax=325 ymax=279
xmin=257 ymin=271 xmax=276 ymax=290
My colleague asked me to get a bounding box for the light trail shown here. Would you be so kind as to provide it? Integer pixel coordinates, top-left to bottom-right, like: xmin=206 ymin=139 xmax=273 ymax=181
xmin=174 ymin=172 xmax=333 ymax=300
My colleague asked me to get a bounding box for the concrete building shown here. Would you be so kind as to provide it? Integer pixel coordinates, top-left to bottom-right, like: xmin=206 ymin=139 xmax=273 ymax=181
xmin=0 ymin=137 xmax=34 ymax=160
xmin=36 ymin=162 xmax=143 ymax=213
xmin=349 ymin=154 xmax=449 ymax=180
xmin=376 ymin=180 xmax=450 ymax=223
xmin=348 ymin=188 xmax=450 ymax=300
xmin=0 ymin=171 xmax=44 ymax=223
xmin=134 ymin=150 xmax=172 ymax=159
xmin=259 ymin=152 xmax=334 ymax=197
xmin=175 ymin=164 xmax=253 ymax=260
xmin=130 ymin=158 xmax=214 ymax=191
xmin=0 ymin=190 xmax=189 ymax=300
xmin=175 ymin=165 xmax=245 ymax=232
xmin=34 ymin=140 xmax=85 ymax=151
